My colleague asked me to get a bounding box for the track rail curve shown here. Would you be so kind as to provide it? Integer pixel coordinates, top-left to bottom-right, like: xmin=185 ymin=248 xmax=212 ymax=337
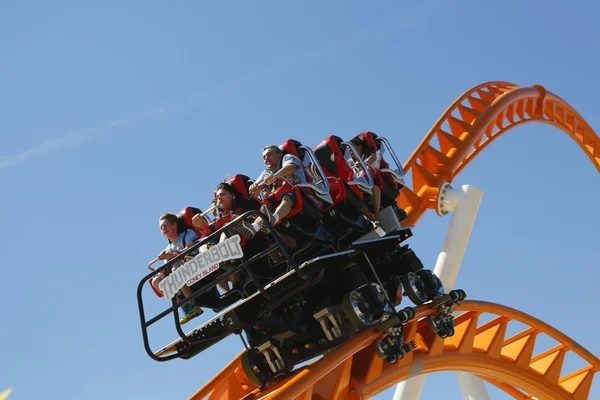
xmin=398 ymin=81 xmax=600 ymax=226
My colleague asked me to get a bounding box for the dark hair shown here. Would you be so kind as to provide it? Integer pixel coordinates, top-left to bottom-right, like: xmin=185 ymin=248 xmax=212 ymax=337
xmin=262 ymin=144 xmax=282 ymax=154
xmin=215 ymin=182 xmax=236 ymax=195
xmin=159 ymin=212 xmax=178 ymax=224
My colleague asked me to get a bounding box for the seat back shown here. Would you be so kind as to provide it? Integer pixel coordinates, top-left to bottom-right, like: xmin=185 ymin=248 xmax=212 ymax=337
xmin=229 ymin=174 xmax=262 ymax=212
xmin=212 ymin=174 xmax=262 ymax=218
xmin=313 ymin=135 xmax=374 ymax=195
xmin=279 ymin=139 xmax=332 ymax=207
xmin=361 ymin=132 xmax=406 ymax=189
xmin=178 ymin=206 xmax=203 ymax=238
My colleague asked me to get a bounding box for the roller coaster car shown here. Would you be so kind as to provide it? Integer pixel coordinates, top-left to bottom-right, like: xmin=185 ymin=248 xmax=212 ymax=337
xmin=136 ymin=135 xmax=467 ymax=387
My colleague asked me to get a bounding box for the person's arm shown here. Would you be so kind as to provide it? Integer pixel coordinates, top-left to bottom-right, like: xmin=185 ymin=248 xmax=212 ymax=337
xmin=363 ymin=151 xmax=381 ymax=169
xmin=274 ymin=163 xmax=297 ymax=178
xmin=265 ymin=154 xmax=300 ymax=184
xmin=364 ymin=152 xmax=378 ymax=165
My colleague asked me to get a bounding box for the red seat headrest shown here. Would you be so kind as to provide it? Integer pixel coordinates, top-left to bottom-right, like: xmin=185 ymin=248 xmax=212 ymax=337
xmin=178 ymin=206 xmax=203 ymax=236
xmin=280 ymin=139 xmax=303 ymax=158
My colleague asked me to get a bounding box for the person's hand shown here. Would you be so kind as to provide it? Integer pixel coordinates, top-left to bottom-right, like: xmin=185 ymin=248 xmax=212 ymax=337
xmin=264 ymin=174 xmax=276 ymax=185
xmin=192 ymin=214 xmax=207 ymax=229
xmin=158 ymin=250 xmax=179 ymax=260
xmin=249 ymin=182 xmax=261 ymax=195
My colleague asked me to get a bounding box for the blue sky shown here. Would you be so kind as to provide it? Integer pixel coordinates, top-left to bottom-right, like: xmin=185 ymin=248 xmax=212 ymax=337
xmin=1 ymin=1 xmax=599 ymax=399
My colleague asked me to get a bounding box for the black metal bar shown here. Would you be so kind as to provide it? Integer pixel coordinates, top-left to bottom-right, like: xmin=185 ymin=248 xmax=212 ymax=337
xmin=137 ymin=271 xmax=195 ymax=362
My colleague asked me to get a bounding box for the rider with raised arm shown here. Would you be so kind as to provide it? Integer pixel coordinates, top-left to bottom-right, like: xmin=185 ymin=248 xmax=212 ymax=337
xmin=236 ymin=144 xmax=308 ymax=238
xmin=151 ymin=212 xmax=204 ymax=324
xmin=191 ymin=182 xmax=255 ymax=292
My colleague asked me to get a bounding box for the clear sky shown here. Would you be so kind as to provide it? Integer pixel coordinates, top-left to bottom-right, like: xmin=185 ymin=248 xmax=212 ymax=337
xmin=1 ymin=1 xmax=599 ymax=399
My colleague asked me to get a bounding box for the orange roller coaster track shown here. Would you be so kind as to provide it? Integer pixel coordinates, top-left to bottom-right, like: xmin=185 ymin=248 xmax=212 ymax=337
xmin=189 ymin=82 xmax=600 ymax=399
xmin=190 ymin=300 xmax=600 ymax=400
xmin=398 ymin=81 xmax=600 ymax=226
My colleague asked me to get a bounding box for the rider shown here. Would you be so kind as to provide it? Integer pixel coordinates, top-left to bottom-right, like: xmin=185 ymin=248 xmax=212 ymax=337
xmin=151 ymin=212 xmax=204 ymax=324
xmin=192 ymin=182 xmax=251 ymax=292
xmin=237 ymin=144 xmax=307 ymax=237
xmin=350 ymin=135 xmax=382 ymax=226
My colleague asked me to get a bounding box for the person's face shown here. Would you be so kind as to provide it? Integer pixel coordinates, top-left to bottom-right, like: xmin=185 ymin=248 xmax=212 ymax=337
xmin=159 ymin=219 xmax=178 ymax=241
xmin=216 ymin=188 xmax=233 ymax=210
xmin=262 ymin=148 xmax=282 ymax=170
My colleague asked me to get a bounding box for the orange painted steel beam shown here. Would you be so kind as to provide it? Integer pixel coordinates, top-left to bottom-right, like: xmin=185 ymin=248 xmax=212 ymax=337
xmin=189 ymin=300 xmax=600 ymax=400
xmin=398 ymin=81 xmax=600 ymax=226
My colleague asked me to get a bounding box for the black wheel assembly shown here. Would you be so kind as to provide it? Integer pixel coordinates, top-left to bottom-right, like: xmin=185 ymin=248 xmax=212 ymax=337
xmin=401 ymin=272 xmax=429 ymax=305
xmin=241 ymin=349 xmax=272 ymax=387
xmin=342 ymin=289 xmax=374 ymax=330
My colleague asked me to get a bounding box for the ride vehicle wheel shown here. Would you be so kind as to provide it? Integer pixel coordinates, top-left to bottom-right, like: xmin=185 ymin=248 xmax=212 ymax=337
xmin=373 ymin=338 xmax=400 ymax=364
xmin=373 ymin=338 xmax=389 ymax=359
xmin=427 ymin=315 xmax=455 ymax=339
xmin=450 ymin=288 xmax=467 ymax=302
xmin=400 ymin=272 xmax=429 ymax=305
xmin=417 ymin=269 xmax=444 ymax=298
xmin=241 ymin=349 xmax=272 ymax=387
xmin=397 ymin=306 xmax=416 ymax=323
xmin=373 ymin=336 xmax=405 ymax=364
xmin=342 ymin=290 xmax=374 ymax=330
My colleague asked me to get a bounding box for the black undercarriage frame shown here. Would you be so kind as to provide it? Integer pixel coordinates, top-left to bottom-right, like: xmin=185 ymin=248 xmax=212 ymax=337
xmin=136 ymin=209 xmax=344 ymax=362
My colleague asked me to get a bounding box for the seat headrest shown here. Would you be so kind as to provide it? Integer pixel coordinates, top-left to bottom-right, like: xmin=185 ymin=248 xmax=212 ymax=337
xmin=280 ymin=139 xmax=303 ymax=158
xmin=177 ymin=206 xmax=202 ymax=235
xmin=228 ymin=174 xmax=252 ymax=198
xmin=353 ymin=131 xmax=379 ymax=155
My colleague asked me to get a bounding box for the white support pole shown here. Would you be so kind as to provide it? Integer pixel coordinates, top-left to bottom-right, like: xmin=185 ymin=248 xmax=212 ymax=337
xmin=392 ymin=375 xmax=426 ymax=399
xmin=392 ymin=183 xmax=489 ymax=400
xmin=457 ymin=372 xmax=491 ymax=400
xmin=433 ymin=184 xmax=483 ymax=291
